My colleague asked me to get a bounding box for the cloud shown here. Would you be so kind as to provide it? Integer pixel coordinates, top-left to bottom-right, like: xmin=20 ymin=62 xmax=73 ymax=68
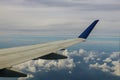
xmin=103 ymin=58 xmax=112 ymax=63
xmin=112 ymin=61 xmax=120 ymax=76
xmin=16 ymin=58 xmax=76 ymax=72
xmin=89 ymin=51 xmax=120 ymax=76
xmin=110 ymin=52 xmax=120 ymax=60
xmin=13 ymin=48 xmax=120 ymax=80
xmin=0 ymin=0 xmax=120 ymax=36
xmin=18 ymin=0 xmax=120 ymax=10
xmin=89 ymin=63 xmax=111 ymax=72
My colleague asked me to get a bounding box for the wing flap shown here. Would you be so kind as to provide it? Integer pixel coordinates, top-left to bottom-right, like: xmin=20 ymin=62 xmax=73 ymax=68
xmin=33 ymin=53 xmax=67 ymax=60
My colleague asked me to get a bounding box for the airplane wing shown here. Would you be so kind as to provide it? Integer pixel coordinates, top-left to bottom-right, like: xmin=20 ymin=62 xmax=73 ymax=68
xmin=0 ymin=20 xmax=99 ymax=77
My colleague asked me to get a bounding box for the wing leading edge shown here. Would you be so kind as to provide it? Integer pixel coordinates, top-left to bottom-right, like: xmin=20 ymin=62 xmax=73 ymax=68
xmin=0 ymin=20 xmax=99 ymax=77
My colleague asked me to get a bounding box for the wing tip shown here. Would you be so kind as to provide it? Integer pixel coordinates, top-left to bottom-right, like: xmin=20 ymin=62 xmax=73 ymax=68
xmin=78 ymin=19 xmax=99 ymax=39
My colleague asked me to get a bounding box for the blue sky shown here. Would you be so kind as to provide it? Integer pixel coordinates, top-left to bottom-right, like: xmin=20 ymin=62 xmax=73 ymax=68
xmin=0 ymin=0 xmax=120 ymax=80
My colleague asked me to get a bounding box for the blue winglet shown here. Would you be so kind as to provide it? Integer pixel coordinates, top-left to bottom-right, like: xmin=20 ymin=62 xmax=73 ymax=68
xmin=78 ymin=20 xmax=99 ymax=39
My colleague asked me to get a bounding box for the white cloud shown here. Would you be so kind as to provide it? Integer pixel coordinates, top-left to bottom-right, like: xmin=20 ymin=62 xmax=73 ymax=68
xmin=99 ymin=63 xmax=111 ymax=72
xmin=103 ymin=58 xmax=112 ymax=63
xmin=89 ymin=51 xmax=120 ymax=76
xmin=15 ymin=50 xmax=76 ymax=73
xmin=83 ymin=51 xmax=97 ymax=63
xmin=111 ymin=61 xmax=120 ymax=76
xmin=97 ymin=58 xmax=101 ymax=61
xmin=27 ymin=66 xmax=36 ymax=73
xmin=89 ymin=63 xmax=100 ymax=69
xmin=110 ymin=52 xmax=120 ymax=59
xmin=89 ymin=63 xmax=111 ymax=72
xmin=68 ymin=71 xmax=72 ymax=74
xmin=79 ymin=49 xmax=86 ymax=55
xmin=14 ymin=48 xmax=120 ymax=79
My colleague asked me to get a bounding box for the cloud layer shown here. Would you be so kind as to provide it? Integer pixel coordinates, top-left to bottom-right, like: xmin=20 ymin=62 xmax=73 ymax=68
xmin=0 ymin=0 xmax=120 ymax=35
xmin=14 ymin=49 xmax=120 ymax=80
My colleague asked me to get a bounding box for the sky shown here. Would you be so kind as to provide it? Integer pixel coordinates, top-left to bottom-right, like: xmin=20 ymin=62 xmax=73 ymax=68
xmin=0 ymin=0 xmax=120 ymax=36
xmin=0 ymin=0 xmax=120 ymax=80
